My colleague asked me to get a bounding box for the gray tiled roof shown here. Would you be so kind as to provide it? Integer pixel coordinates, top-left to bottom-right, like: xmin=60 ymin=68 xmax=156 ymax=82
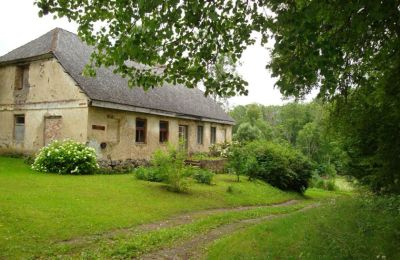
xmin=0 ymin=28 xmax=234 ymax=124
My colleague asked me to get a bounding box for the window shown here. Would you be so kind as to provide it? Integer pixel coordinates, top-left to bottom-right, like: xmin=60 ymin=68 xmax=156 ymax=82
xmin=197 ymin=125 xmax=204 ymax=145
xmin=135 ymin=118 xmax=146 ymax=143
xmin=15 ymin=65 xmax=29 ymax=90
xmin=159 ymin=121 xmax=169 ymax=143
xmin=210 ymin=126 xmax=217 ymax=144
xmin=223 ymin=128 xmax=227 ymax=142
xmin=14 ymin=115 xmax=25 ymax=142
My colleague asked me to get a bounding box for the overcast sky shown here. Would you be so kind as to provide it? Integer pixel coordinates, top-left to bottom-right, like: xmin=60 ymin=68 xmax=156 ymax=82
xmin=0 ymin=0 xmax=302 ymax=107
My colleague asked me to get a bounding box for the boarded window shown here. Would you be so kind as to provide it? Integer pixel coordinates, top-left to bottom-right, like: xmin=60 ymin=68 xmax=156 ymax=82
xmin=44 ymin=116 xmax=62 ymax=146
xmin=197 ymin=125 xmax=204 ymax=145
xmin=159 ymin=121 xmax=169 ymax=143
xmin=14 ymin=115 xmax=25 ymax=142
xmin=107 ymin=118 xmax=120 ymax=142
xmin=15 ymin=65 xmax=29 ymax=90
xmin=210 ymin=126 xmax=217 ymax=144
xmin=136 ymin=118 xmax=146 ymax=143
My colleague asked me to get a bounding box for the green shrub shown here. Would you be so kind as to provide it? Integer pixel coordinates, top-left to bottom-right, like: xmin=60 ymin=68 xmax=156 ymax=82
xmin=233 ymin=122 xmax=262 ymax=142
xmin=326 ymin=180 xmax=337 ymax=191
xmin=23 ymin=155 xmax=35 ymax=165
xmin=134 ymin=166 xmax=165 ymax=182
xmin=314 ymin=163 xmax=337 ymax=177
xmin=209 ymin=142 xmax=232 ymax=158
xmin=228 ymin=141 xmax=312 ymax=193
xmin=32 ymin=140 xmax=98 ymax=174
xmin=151 ymin=144 xmax=190 ymax=192
xmin=310 ymin=174 xmax=338 ymax=191
xmin=192 ymin=169 xmax=214 ymax=185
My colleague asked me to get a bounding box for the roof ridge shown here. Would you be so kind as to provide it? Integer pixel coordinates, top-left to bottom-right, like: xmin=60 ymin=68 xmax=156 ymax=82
xmin=50 ymin=28 xmax=60 ymax=52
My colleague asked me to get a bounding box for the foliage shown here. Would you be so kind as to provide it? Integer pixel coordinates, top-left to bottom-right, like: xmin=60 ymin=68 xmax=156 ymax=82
xmin=248 ymin=141 xmax=313 ymax=193
xmin=331 ymin=84 xmax=400 ymax=193
xmin=192 ymin=168 xmax=214 ymax=185
xmin=313 ymin=163 xmax=337 ymax=178
xmin=189 ymin=152 xmax=221 ymax=161
xmin=207 ymin=195 xmax=400 ymax=260
xmin=209 ymin=142 xmax=231 ymax=158
xmin=230 ymin=104 xmax=273 ymax=142
xmin=228 ymin=141 xmax=313 ymax=193
xmin=134 ymin=166 xmax=165 ymax=182
xmin=32 ymin=140 xmax=98 ymax=174
xmin=309 ymin=174 xmax=337 ymax=191
xmin=226 ymin=142 xmax=249 ymax=182
xmin=265 ymin=1 xmax=400 ymax=193
xmin=35 ymin=0 xmax=260 ymax=96
xmin=233 ymin=122 xmax=262 ymax=143
xmin=230 ymin=101 xmax=348 ymax=177
xmin=151 ymin=144 xmax=190 ymax=192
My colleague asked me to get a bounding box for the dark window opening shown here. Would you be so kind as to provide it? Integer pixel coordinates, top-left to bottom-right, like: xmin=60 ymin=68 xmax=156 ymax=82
xmin=92 ymin=125 xmax=105 ymax=131
xmin=14 ymin=115 xmax=25 ymax=142
xmin=223 ymin=128 xmax=227 ymax=142
xmin=210 ymin=126 xmax=217 ymax=144
xmin=136 ymin=118 xmax=147 ymax=143
xmin=197 ymin=125 xmax=204 ymax=145
xmin=15 ymin=65 xmax=29 ymax=90
xmin=159 ymin=121 xmax=169 ymax=143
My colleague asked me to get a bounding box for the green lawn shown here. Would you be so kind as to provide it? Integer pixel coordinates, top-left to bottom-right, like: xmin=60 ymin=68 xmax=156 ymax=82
xmin=0 ymin=156 xmax=302 ymax=258
xmin=207 ymin=195 xmax=400 ymax=259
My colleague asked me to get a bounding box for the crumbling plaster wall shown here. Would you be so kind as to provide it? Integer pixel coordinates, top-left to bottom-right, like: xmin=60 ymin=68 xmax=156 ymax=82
xmin=0 ymin=58 xmax=89 ymax=154
xmin=88 ymin=107 xmax=232 ymax=160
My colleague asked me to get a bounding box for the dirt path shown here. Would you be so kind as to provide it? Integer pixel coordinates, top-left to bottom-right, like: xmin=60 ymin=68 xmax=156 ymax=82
xmin=59 ymin=200 xmax=299 ymax=247
xmin=140 ymin=203 xmax=320 ymax=260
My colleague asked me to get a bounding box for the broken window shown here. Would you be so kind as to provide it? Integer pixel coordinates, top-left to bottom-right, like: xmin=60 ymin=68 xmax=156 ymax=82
xmin=210 ymin=126 xmax=217 ymax=144
xmin=15 ymin=65 xmax=29 ymax=90
xmin=136 ymin=118 xmax=146 ymax=143
xmin=14 ymin=115 xmax=25 ymax=142
xmin=197 ymin=125 xmax=203 ymax=145
xmin=159 ymin=121 xmax=169 ymax=143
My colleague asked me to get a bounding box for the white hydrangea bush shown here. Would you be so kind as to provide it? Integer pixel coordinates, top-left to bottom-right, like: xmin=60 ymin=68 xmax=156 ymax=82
xmin=32 ymin=140 xmax=99 ymax=174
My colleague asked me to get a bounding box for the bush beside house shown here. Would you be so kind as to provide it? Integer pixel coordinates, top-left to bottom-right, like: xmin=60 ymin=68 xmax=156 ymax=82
xmin=228 ymin=141 xmax=313 ymax=193
xmin=32 ymin=140 xmax=98 ymax=174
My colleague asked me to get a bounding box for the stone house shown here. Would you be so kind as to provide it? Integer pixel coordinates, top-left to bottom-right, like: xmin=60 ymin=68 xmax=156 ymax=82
xmin=0 ymin=28 xmax=234 ymax=162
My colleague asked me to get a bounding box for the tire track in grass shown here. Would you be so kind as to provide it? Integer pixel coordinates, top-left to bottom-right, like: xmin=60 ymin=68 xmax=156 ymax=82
xmin=140 ymin=203 xmax=320 ymax=260
xmin=58 ymin=199 xmax=299 ymax=247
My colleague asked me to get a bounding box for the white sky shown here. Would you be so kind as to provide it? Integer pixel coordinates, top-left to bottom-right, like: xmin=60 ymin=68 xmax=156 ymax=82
xmin=0 ymin=0 xmax=307 ymax=106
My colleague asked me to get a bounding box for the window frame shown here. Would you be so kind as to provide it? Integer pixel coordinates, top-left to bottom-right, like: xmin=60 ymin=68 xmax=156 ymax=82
xmin=159 ymin=120 xmax=169 ymax=143
xmin=135 ymin=118 xmax=147 ymax=144
xmin=210 ymin=126 xmax=217 ymax=145
xmin=15 ymin=65 xmax=29 ymax=90
xmin=197 ymin=125 xmax=204 ymax=145
xmin=14 ymin=114 xmax=25 ymax=142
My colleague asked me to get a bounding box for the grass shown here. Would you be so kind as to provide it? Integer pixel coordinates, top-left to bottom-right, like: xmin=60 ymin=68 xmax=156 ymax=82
xmin=53 ymin=200 xmax=314 ymax=258
xmin=0 ymin=156 xmax=301 ymax=258
xmin=206 ymin=195 xmax=400 ymax=259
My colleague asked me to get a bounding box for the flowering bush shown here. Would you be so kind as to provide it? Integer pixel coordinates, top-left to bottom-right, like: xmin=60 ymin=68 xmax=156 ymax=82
xmin=32 ymin=140 xmax=98 ymax=174
xmin=209 ymin=142 xmax=234 ymax=158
